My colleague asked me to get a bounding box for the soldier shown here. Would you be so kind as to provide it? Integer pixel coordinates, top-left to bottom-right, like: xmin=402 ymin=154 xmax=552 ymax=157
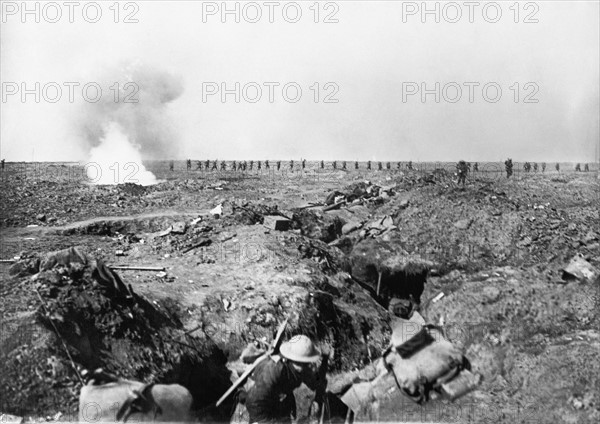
xmin=221 ymin=161 xmax=226 ymax=171
xmin=386 ymin=162 xmax=391 ymax=170
xmin=277 ymin=161 xmax=281 ymax=171
xmin=249 ymin=160 xmax=254 ymax=170
xmin=244 ymin=335 xmax=322 ymax=424
xmin=397 ymin=162 xmax=402 ymax=170
xmin=584 ymin=163 xmax=589 ymax=172
xmin=555 ymin=163 xmax=560 ymax=172
xmin=355 ymin=161 xmax=359 ymax=170
xmin=265 ymin=160 xmax=270 ymax=170
xmin=238 ymin=161 xmax=244 ymax=171
xmin=473 ymin=162 xmax=479 ymax=172
xmin=205 ymin=159 xmax=210 ymax=170
xmin=541 ymin=162 xmax=546 ymax=172
xmin=456 ymin=160 xmax=468 ymax=186
xmin=378 ymin=162 xmax=382 ymax=171
xmin=243 ymin=160 xmax=247 ymax=171
xmin=186 ymin=159 xmax=192 ymax=171
xmin=212 ymin=160 xmax=218 ymax=171
xmin=505 ymin=158 xmax=513 ymax=178
xmin=302 ymin=159 xmax=306 ymax=170
xmin=524 ymin=162 xmax=530 ymax=173
xmin=289 ymin=160 xmax=294 ymax=171
xmin=342 ymin=161 xmax=347 ymax=170
xmin=257 ymin=160 xmax=262 ymax=170
xmin=169 ymin=161 xmax=174 ymax=172
xmin=320 ymin=160 xmax=324 ymax=169
xmin=575 ymin=163 xmax=581 ymax=172
xmin=1 ymin=159 xmax=5 ymax=171
xmin=333 ymin=161 xmax=337 ymax=170
xmin=196 ymin=160 xmax=203 ymax=170
xmin=233 ymin=160 xmax=237 ymax=171
xmin=533 ymin=163 xmax=538 ymax=172
xmin=407 ymin=161 xmax=413 ymax=171
xmin=367 ymin=160 xmax=371 ymax=170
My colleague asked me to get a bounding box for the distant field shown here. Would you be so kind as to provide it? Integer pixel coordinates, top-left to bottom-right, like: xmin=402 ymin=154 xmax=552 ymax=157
xmin=1 ymin=160 xmax=597 ymax=180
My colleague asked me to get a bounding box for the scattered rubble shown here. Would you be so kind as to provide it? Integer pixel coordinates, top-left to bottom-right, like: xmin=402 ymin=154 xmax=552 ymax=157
xmin=562 ymin=255 xmax=599 ymax=283
xmin=2 ymin=165 xmax=599 ymax=423
xmin=263 ymin=215 xmax=291 ymax=231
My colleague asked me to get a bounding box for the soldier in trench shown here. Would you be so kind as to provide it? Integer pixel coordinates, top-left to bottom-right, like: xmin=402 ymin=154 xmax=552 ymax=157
xmin=244 ymin=336 xmax=323 ymax=424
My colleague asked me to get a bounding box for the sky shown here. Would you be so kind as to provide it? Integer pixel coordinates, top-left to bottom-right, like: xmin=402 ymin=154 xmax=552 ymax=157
xmin=1 ymin=0 xmax=599 ymax=162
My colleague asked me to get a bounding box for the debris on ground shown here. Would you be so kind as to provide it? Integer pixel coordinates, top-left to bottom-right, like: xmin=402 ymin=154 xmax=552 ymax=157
xmin=562 ymin=254 xmax=599 ymax=283
xmin=1 ymin=164 xmax=599 ymax=423
xmin=263 ymin=215 xmax=291 ymax=231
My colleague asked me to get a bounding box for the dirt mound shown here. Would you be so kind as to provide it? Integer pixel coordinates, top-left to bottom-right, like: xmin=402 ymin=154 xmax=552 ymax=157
xmin=1 ymin=248 xmax=233 ymax=420
xmin=346 ymin=238 xmax=432 ymax=308
xmin=198 ymin=271 xmax=391 ymax=372
xmin=421 ymin=266 xmax=600 ymax=423
xmin=291 ymin=209 xmax=344 ymax=243
xmin=225 ymin=202 xmax=281 ymax=226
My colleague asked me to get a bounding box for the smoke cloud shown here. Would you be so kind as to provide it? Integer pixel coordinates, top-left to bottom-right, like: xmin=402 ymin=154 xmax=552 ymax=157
xmin=76 ymin=63 xmax=184 ymax=161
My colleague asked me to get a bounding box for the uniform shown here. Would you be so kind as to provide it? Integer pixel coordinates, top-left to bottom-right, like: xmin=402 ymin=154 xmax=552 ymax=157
xmin=243 ymin=335 xmax=321 ymax=424
xmin=456 ymin=160 xmax=468 ymax=186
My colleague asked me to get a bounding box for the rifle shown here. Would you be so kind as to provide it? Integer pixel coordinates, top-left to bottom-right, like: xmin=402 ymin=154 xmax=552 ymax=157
xmin=215 ymin=318 xmax=288 ymax=408
xmin=313 ymin=348 xmax=332 ymax=424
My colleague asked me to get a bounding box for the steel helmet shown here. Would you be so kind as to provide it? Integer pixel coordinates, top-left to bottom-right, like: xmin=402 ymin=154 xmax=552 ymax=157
xmin=279 ymin=335 xmax=320 ymax=363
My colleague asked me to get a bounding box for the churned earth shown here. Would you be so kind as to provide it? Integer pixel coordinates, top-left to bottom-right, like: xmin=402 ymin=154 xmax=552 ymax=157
xmin=1 ymin=162 xmax=598 ymax=423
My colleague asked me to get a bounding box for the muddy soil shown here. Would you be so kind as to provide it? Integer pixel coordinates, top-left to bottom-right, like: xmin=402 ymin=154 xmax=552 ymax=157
xmin=1 ymin=163 xmax=598 ymax=423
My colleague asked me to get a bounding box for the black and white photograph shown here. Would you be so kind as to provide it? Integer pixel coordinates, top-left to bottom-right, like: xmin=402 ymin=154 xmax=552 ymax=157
xmin=1 ymin=1 xmax=599 ymax=423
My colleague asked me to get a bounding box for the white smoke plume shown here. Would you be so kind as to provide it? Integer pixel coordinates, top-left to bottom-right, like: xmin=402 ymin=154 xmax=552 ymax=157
xmin=86 ymin=122 xmax=158 ymax=186
xmin=78 ymin=63 xmax=183 ymax=185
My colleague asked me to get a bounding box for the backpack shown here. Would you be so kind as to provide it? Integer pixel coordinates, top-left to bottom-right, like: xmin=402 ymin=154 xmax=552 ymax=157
xmin=383 ymin=315 xmax=480 ymax=403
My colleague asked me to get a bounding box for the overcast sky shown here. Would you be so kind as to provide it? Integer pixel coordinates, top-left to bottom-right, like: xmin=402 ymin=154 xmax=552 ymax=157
xmin=1 ymin=0 xmax=599 ymax=162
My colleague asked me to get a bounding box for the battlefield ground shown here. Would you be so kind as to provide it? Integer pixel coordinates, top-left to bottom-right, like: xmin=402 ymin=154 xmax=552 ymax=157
xmin=0 ymin=161 xmax=599 ymax=423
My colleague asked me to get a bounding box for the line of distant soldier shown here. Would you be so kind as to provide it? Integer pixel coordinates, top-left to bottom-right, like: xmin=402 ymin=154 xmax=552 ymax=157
xmin=165 ymin=159 xmax=593 ymax=176
xmin=175 ymin=159 xmax=464 ymax=172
